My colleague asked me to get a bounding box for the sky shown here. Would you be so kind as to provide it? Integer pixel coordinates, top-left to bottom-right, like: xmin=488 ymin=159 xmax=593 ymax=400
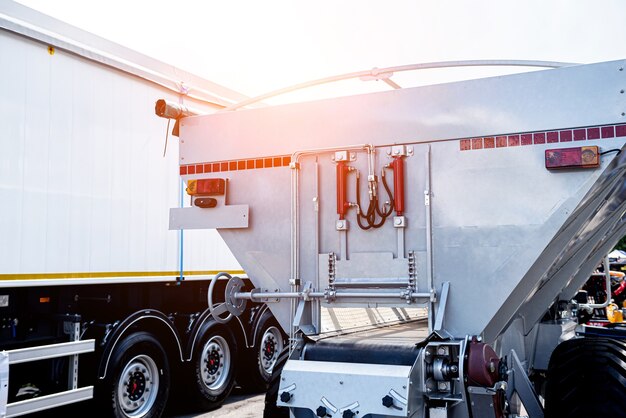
xmin=13 ymin=0 xmax=626 ymax=104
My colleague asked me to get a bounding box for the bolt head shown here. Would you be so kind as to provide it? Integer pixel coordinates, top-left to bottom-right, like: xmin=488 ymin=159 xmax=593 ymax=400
xmin=316 ymin=406 xmax=328 ymax=417
xmin=280 ymin=391 xmax=292 ymax=403
xmin=342 ymin=410 xmax=355 ymax=418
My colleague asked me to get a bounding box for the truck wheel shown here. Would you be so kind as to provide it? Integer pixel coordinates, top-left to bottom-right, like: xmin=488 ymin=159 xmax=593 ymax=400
xmin=189 ymin=322 xmax=237 ymax=409
xmin=545 ymin=337 xmax=626 ymax=417
xmin=263 ymin=348 xmax=290 ymax=418
xmin=239 ymin=311 xmax=286 ymax=392
xmin=106 ymin=332 xmax=170 ymax=418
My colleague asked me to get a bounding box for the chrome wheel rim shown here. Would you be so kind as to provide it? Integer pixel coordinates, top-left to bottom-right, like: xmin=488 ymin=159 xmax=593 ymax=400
xmin=117 ymin=354 xmax=159 ymax=417
xmin=200 ymin=335 xmax=231 ymax=392
xmin=260 ymin=326 xmax=283 ymax=374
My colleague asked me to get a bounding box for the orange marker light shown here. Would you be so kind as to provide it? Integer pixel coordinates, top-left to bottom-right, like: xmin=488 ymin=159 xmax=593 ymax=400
xmin=186 ymin=179 xmax=225 ymax=196
xmin=545 ymin=146 xmax=600 ymax=170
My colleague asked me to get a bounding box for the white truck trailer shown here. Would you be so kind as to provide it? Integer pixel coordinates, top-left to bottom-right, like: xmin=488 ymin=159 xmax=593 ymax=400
xmin=0 ymin=2 xmax=285 ymax=417
xmin=166 ymin=58 xmax=626 ymax=418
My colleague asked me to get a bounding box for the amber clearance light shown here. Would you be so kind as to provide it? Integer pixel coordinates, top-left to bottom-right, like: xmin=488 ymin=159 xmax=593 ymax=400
xmin=545 ymin=146 xmax=599 ymax=170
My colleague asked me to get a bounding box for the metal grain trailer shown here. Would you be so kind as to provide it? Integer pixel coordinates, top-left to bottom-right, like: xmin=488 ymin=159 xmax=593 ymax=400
xmin=168 ymin=59 xmax=626 ymax=417
xmin=0 ymin=2 xmax=283 ymax=417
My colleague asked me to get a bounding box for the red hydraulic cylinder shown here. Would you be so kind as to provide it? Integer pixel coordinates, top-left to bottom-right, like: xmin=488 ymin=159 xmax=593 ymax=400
xmin=336 ymin=161 xmax=350 ymax=220
xmin=391 ymin=157 xmax=405 ymax=216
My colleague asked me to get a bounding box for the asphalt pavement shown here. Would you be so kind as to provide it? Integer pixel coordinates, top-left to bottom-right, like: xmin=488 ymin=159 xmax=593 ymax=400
xmin=172 ymin=389 xmax=264 ymax=418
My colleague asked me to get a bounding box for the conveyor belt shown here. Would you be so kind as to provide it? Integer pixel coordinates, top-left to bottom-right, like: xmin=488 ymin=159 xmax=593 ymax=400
xmin=302 ymin=320 xmax=429 ymax=366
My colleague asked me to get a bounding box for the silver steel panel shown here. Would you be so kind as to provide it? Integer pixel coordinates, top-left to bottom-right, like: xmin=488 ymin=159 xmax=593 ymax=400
xmin=177 ymin=60 xmax=626 ymax=340
xmin=181 ymin=60 xmax=626 ymax=164
xmin=279 ymin=359 xmax=413 ymax=417
xmin=467 ymin=387 xmax=498 ymax=418
xmin=531 ymin=322 xmax=576 ymax=371
xmin=169 ymin=205 xmax=249 ymax=230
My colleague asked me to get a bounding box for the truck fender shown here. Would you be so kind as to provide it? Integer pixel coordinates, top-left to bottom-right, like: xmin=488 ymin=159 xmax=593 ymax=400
xmin=249 ymin=304 xmax=273 ymax=347
xmin=186 ymin=308 xmax=248 ymax=360
xmin=97 ymin=309 xmax=184 ymax=379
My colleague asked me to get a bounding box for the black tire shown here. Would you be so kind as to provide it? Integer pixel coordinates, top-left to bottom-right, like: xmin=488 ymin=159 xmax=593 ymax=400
xmin=263 ymin=348 xmax=290 ymax=418
xmin=101 ymin=332 xmax=170 ymax=418
xmin=238 ymin=310 xmax=286 ymax=392
xmin=188 ymin=321 xmax=237 ymax=410
xmin=545 ymin=337 xmax=626 ymax=418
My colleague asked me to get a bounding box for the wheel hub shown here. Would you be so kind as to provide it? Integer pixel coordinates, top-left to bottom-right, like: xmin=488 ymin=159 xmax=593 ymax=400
xmin=117 ymin=354 xmax=159 ymax=417
xmin=200 ymin=336 xmax=231 ymax=391
xmin=207 ymin=346 xmax=222 ymax=375
xmin=263 ymin=337 xmax=276 ymax=360
xmin=127 ymin=370 xmax=147 ymax=401
xmin=260 ymin=326 xmax=283 ymax=373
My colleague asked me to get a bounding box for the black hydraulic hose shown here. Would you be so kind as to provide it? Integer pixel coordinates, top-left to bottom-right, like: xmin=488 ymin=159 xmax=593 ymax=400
xmin=377 ymin=169 xmax=395 ymax=217
xmin=355 ymin=170 xmax=392 ymax=230
xmin=356 ymin=172 xmax=373 ymax=230
xmin=369 ymin=195 xmax=386 ymax=228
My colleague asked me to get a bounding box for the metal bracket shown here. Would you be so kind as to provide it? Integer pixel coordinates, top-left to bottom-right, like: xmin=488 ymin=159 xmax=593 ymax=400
xmin=507 ymin=349 xmax=544 ymax=418
xmin=293 ymin=282 xmax=317 ymax=335
xmin=225 ymin=276 xmax=248 ymax=315
xmin=335 ymin=220 xmax=348 ymax=231
xmin=250 ymin=288 xmax=281 ymax=303
xmin=66 ymin=322 xmax=81 ymax=390
xmin=394 ymin=216 xmax=406 ymax=228
xmin=434 ymin=282 xmax=450 ymax=335
xmin=169 ymin=205 xmax=249 ymax=230
xmin=388 ymin=145 xmax=414 ymax=157
xmin=332 ymin=151 xmax=357 ymax=162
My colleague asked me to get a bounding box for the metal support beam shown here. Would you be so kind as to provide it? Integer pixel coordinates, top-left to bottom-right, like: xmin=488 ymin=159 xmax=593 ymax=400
xmin=434 ymin=282 xmax=450 ymax=335
xmin=507 ymin=350 xmax=544 ymax=418
xmin=7 ymin=340 xmax=95 ymax=365
xmin=66 ymin=322 xmax=81 ymax=390
xmin=5 ymin=387 xmax=93 ymax=417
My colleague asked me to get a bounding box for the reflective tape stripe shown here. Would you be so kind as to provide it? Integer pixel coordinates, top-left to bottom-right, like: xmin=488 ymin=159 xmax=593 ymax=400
xmin=460 ymin=123 xmax=626 ymax=152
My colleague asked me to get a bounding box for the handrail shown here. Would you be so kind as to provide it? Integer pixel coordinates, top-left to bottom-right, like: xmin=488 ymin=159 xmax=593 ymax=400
xmin=222 ymin=60 xmax=578 ymax=111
